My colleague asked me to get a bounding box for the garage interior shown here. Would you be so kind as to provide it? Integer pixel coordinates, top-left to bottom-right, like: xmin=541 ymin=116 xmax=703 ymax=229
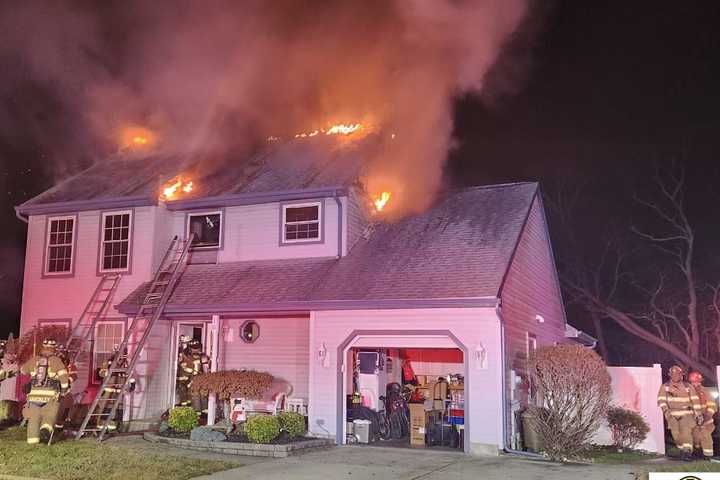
xmin=345 ymin=347 xmax=465 ymax=450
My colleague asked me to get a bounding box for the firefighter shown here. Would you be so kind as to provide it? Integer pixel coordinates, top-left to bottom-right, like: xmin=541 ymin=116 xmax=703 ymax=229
xmin=55 ymin=344 xmax=77 ymax=428
xmin=657 ymin=365 xmax=704 ymax=460
xmin=19 ymin=339 xmax=69 ymax=444
xmin=0 ymin=340 xmax=18 ymax=381
xmin=688 ymin=371 xmax=716 ymax=459
xmin=182 ymin=339 xmax=210 ymax=413
xmin=96 ymin=345 xmax=135 ymax=432
xmin=175 ymin=335 xmax=192 ymax=406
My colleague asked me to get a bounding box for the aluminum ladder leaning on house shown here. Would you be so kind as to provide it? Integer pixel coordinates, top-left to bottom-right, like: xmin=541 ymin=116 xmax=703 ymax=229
xmin=65 ymin=273 xmax=123 ymax=368
xmin=75 ymin=234 xmax=195 ymax=441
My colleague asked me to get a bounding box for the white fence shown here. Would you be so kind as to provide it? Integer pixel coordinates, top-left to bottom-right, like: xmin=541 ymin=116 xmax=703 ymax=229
xmin=593 ymin=364 xmax=665 ymax=454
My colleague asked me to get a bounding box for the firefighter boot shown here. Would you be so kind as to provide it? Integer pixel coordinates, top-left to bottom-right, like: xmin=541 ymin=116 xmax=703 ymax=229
xmin=39 ymin=425 xmax=52 ymax=445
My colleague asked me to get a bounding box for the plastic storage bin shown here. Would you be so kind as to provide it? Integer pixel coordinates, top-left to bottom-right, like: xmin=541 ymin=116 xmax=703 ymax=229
xmin=353 ymin=419 xmax=372 ymax=444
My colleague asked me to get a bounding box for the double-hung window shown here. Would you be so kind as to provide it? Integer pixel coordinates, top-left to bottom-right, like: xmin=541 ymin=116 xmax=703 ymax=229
xmin=100 ymin=211 xmax=132 ymax=272
xmin=282 ymin=202 xmax=322 ymax=243
xmin=45 ymin=215 xmax=76 ymax=275
xmin=187 ymin=211 xmax=222 ymax=248
xmin=92 ymin=321 xmax=125 ymax=383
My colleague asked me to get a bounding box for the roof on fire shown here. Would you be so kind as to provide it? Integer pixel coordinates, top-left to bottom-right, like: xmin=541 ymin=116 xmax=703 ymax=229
xmin=17 ymin=135 xmax=371 ymax=213
xmin=117 ymin=181 xmax=540 ymax=313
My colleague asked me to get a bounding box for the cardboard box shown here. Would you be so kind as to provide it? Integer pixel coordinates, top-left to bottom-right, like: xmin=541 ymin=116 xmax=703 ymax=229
xmin=409 ymin=404 xmax=444 ymax=446
xmin=409 ymin=403 xmax=426 ymax=446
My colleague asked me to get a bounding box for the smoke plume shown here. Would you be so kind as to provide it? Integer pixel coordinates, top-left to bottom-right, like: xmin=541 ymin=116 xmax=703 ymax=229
xmin=0 ymin=0 xmax=530 ymax=214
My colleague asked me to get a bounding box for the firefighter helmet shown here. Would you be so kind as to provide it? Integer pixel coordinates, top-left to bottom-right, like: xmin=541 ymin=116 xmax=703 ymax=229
xmin=669 ymin=365 xmax=684 ymax=375
xmin=688 ymin=371 xmax=703 ymax=384
xmin=42 ymin=339 xmax=57 ymax=348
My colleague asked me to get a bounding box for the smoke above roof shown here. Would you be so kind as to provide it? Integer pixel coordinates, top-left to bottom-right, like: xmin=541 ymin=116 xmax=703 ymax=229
xmin=0 ymin=0 xmax=533 ymax=216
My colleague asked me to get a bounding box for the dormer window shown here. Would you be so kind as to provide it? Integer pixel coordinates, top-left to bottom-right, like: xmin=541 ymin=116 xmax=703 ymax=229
xmin=188 ymin=211 xmax=222 ymax=249
xmin=281 ymin=202 xmax=322 ymax=244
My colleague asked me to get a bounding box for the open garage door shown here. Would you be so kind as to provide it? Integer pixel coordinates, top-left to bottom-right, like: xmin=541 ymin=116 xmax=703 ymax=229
xmin=338 ymin=331 xmax=469 ymax=453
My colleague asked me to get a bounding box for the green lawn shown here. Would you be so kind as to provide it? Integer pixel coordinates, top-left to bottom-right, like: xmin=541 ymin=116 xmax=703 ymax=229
xmin=583 ymin=445 xmax=662 ymax=464
xmin=0 ymin=427 xmax=238 ymax=480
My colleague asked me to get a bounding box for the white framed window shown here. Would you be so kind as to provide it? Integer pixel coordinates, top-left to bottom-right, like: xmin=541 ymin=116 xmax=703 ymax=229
xmin=282 ymin=202 xmax=322 ymax=243
xmin=45 ymin=215 xmax=76 ymax=275
xmin=187 ymin=211 xmax=222 ymax=249
xmin=100 ymin=210 xmax=133 ymax=272
xmin=92 ymin=321 xmax=125 ymax=384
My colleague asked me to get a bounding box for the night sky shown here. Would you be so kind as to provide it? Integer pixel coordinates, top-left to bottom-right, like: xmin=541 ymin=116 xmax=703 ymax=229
xmin=2 ymin=1 xmax=720 ymax=366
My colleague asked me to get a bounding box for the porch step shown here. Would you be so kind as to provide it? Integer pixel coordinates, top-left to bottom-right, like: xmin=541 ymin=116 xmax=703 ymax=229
xmin=125 ymin=418 xmax=161 ymax=432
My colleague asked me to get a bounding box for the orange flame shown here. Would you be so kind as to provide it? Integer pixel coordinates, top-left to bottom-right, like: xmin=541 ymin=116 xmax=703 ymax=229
xmin=325 ymin=123 xmax=362 ymax=135
xmin=121 ymin=126 xmax=155 ymax=149
xmin=292 ymin=123 xmax=364 ymax=139
xmin=161 ymin=176 xmax=194 ymax=201
xmin=373 ymin=192 xmax=391 ymax=212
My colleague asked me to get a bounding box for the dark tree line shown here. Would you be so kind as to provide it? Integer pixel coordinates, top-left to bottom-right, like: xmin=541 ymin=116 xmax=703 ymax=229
xmin=548 ymin=162 xmax=720 ymax=379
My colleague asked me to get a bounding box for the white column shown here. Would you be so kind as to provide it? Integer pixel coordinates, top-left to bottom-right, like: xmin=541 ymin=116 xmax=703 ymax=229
xmin=126 ymin=316 xmax=136 ymax=421
xmin=207 ymin=314 xmax=221 ymax=425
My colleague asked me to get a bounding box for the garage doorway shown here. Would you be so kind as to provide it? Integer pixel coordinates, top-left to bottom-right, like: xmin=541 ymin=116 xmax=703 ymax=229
xmin=338 ymin=331 xmax=469 ymax=454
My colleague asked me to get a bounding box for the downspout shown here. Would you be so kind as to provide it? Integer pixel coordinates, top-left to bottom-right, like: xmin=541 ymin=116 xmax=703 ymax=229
xmin=333 ymin=194 xmax=343 ymax=258
xmin=497 ymin=303 xmax=544 ymax=459
xmin=14 ymin=207 xmax=28 ymax=224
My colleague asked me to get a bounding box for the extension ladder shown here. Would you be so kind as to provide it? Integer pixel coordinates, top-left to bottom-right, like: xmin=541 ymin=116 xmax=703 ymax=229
xmin=76 ymin=235 xmax=194 ymax=440
xmin=65 ymin=273 xmax=123 ymax=367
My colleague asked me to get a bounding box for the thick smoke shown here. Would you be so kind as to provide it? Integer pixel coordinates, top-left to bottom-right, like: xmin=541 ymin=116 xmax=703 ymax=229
xmin=0 ymin=0 xmax=529 ymax=214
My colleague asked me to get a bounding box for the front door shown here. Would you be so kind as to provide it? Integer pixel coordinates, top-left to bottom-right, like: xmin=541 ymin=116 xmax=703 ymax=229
xmin=170 ymin=322 xmax=208 ymax=407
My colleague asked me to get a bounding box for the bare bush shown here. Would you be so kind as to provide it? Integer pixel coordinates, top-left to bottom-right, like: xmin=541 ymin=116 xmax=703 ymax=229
xmin=526 ymin=345 xmax=612 ymax=461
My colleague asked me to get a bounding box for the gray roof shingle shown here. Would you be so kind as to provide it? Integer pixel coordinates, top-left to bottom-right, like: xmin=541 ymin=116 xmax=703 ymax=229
xmin=118 ymin=182 xmax=538 ymax=311
xmin=21 ymin=135 xmax=371 ymax=206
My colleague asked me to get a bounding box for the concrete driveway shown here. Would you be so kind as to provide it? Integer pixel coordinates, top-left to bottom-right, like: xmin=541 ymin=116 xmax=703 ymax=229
xmin=191 ymin=445 xmax=640 ymax=480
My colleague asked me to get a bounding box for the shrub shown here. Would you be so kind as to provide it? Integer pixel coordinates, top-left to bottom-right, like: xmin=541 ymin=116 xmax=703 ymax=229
xmin=606 ymin=406 xmax=650 ymax=451
xmin=278 ymin=411 xmax=306 ymax=438
xmin=0 ymin=400 xmax=20 ymax=422
xmin=245 ymin=415 xmax=280 ymax=444
xmin=14 ymin=325 xmax=69 ymax=363
xmin=168 ymin=406 xmax=199 ymax=433
xmin=190 ymin=370 xmax=273 ymax=401
xmin=526 ymin=345 xmax=612 ymax=461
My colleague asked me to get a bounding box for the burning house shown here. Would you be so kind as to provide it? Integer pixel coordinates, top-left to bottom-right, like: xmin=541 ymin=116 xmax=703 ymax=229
xmin=11 ymin=129 xmax=592 ymax=455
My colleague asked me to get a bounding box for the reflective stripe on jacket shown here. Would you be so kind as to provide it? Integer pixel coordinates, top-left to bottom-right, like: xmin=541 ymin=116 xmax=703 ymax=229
xmin=657 ymin=381 xmax=703 ymax=417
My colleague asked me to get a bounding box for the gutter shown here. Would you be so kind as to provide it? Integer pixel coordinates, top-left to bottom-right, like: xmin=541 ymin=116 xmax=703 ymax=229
xmin=116 ymin=297 xmax=500 ymax=316
xmin=16 ymin=195 xmax=155 ymax=216
xmin=333 ymin=194 xmax=343 ymax=258
xmin=14 ymin=206 xmax=28 ymax=224
xmin=496 ymin=303 xmax=544 ymax=459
